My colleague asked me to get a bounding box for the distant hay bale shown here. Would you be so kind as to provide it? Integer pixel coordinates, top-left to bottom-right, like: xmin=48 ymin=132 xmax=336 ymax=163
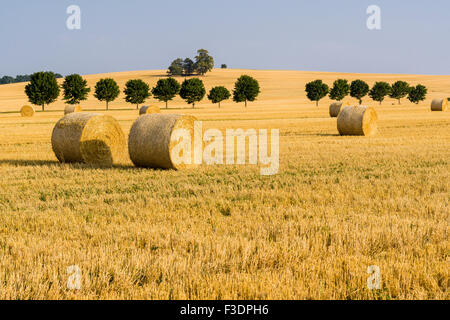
xmin=51 ymin=113 xmax=126 ymax=167
xmin=139 ymin=105 xmax=160 ymax=115
xmin=128 ymin=114 xmax=197 ymax=169
xmin=20 ymin=105 xmax=35 ymax=117
xmin=430 ymin=98 xmax=448 ymax=112
xmin=337 ymin=105 xmax=378 ymax=136
xmin=329 ymin=101 xmax=351 ymax=117
xmin=64 ymin=105 xmax=82 ymax=115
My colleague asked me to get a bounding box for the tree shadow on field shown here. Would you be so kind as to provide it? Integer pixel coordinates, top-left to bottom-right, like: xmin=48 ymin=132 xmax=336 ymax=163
xmin=288 ymin=133 xmax=340 ymax=137
xmin=0 ymin=159 xmax=60 ymax=167
xmin=0 ymin=159 xmax=136 ymax=171
xmin=142 ymin=74 xmax=198 ymax=79
xmin=317 ymin=133 xmax=340 ymax=137
xmin=144 ymin=74 xmax=172 ymax=78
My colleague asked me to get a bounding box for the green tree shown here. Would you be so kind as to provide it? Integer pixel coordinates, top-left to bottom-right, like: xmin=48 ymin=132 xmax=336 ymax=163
xmin=208 ymin=86 xmax=231 ymax=108
xmin=305 ymin=80 xmax=329 ymax=106
xmin=183 ymin=58 xmax=195 ymax=76
xmin=14 ymin=75 xmax=31 ymax=83
xmin=408 ymin=84 xmax=427 ymax=104
xmin=24 ymin=71 xmax=60 ymax=111
xmin=124 ymin=79 xmax=151 ymax=109
xmin=62 ymin=74 xmax=90 ymax=105
xmin=94 ymin=78 xmax=120 ymax=110
xmin=390 ymin=81 xmax=410 ymax=105
xmin=221 ymin=64 xmax=227 ymax=69
xmin=151 ymin=78 xmax=181 ymax=108
xmin=194 ymin=49 xmax=214 ymax=76
xmin=179 ymin=78 xmax=206 ymax=108
xmin=168 ymin=58 xmax=184 ymax=76
xmin=233 ymin=75 xmax=260 ymax=107
xmin=350 ymin=80 xmax=369 ymax=104
xmin=329 ymin=79 xmax=350 ymax=101
xmin=0 ymin=76 xmax=15 ymax=84
xmin=369 ymin=81 xmax=392 ymax=105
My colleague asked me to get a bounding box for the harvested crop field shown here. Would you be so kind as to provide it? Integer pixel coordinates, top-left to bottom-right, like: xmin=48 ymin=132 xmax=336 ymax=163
xmin=0 ymin=69 xmax=448 ymax=299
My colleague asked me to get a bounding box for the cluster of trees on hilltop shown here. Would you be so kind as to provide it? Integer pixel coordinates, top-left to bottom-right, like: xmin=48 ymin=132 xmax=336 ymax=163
xmin=167 ymin=49 xmax=216 ymax=77
xmin=305 ymin=79 xmax=428 ymax=106
xmin=24 ymin=71 xmax=260 ymax=110
xmin=0 ymin=73 xmax=63 ymax=85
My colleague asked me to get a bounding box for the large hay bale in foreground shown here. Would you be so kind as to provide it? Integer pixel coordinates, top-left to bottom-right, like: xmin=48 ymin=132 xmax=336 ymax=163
xmin=64 ymin=105 xmax=82 ymax=115
xmin=20 ymin=105 xmax=35 ymax=117
xmin=139 ymin=105 xmax=160 ymax=115
xmin=329 ymin=101 xmax=351 ymax=117
xmin=128 ymin=114 xmax=197 ymax=169
xmin=430 ymin=98 xmax=448 ymax=111
xmin=51 ymin=113 xmax=126 ymax=167
xmin=337 ymin=105 xmax=378 ymax=136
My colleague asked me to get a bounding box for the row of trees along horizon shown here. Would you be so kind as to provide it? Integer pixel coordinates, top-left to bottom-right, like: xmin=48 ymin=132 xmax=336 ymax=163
xmin=1 ymin=48 xmax=217 ymax=85
xmin=23 ymin=71 xmax=260 ymax=111
xmin=306 ymin=79 xmax=428 ymax=106
xmin=0 ymin=73 xmax=63 ymax=85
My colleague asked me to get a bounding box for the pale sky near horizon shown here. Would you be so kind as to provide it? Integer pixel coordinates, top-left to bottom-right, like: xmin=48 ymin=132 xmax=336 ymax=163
xmin=1 ymin=0 xmax=449 ymax=76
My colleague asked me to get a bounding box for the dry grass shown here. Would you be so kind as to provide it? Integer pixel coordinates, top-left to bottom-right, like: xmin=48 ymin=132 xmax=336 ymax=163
xmin=0 ymin=69 xmax=448 ymax=300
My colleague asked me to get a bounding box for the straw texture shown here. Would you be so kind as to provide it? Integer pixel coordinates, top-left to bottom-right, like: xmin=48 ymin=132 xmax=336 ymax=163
xmin=430 ymin=99 xmax=448 ymax=112
xmin=329 ymin=101 xmax=351 ymax=117
xmin=139 ymin=105 xmax=160 ymax=115
xmin=51 ymin=113 xmax=126 ymax=167
xmin=64 ymin=105 xmax=82 ymax=115
xmin=128 ymin=114 xmax=197 ymax=169
xmin=20 ymin=105 xmax=35 ymax=117
xmin=337 ymin=105 xmax=378 ymax=136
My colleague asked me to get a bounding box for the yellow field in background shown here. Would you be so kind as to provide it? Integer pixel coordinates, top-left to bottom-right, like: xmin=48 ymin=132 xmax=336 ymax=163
xmin=1 ymin=69 xmax=450 ymax=112
xmin=0 ymin=69 xmax=448 ymax=299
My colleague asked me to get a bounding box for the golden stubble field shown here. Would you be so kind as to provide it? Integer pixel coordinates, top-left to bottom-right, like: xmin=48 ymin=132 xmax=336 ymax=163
xmin=0 ymin=69 xmax=448 ymax=299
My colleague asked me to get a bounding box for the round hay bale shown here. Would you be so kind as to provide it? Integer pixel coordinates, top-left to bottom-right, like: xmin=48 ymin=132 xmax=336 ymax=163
xmin=20 ymin=105 xmax=35 ymax=117
xmin=64 ymin=105 xmax=82 ymax=115
xmin=337 ymin=105 xmax=378 ymax=136
xmin=430 ymin=98 xmax=448 ymax=112
xmin=139 ymin=105 xmax=160 ymax=115
xmin=128 ymin=114 xmax=197 ymax=169
xmin=51 ymin=113 xmax=126 ymax=167
xmin=329 ymin=100 xmax=351 ymax=117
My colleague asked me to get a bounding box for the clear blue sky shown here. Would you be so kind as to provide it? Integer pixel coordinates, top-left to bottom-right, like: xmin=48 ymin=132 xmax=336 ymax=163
xmin=1 ymin=0 xmax=449 ymax=76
